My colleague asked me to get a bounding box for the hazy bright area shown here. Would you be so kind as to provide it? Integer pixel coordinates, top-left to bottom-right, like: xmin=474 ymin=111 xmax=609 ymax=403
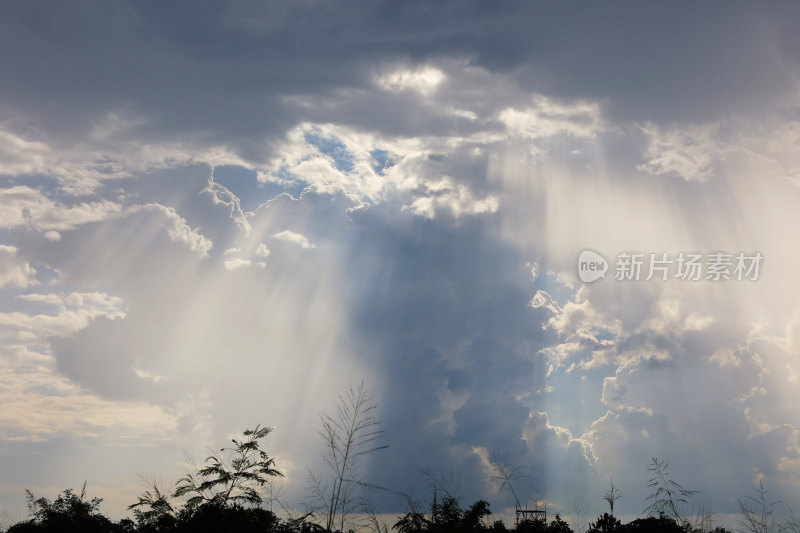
xmin=1 ymin=2 xmax=800 ymax=531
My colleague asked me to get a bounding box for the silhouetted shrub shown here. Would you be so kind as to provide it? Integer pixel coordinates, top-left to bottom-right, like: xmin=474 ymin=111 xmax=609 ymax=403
xmin=7 ymin=485 xmax=126 ymax=533
xmin=515 ymin=514 xmax=572 ymax=533
xmin=587 ymin=513 xmax=621 ymax=533
xmin=620 ymin=515 xmax=684 ymax=533
xmin=393 ymin=495 xmax=495 ymax=532
xmin=174 ymin=503 xmax=278 ymax=533
xmin=547 ymin=515 xmax=573 ymax=533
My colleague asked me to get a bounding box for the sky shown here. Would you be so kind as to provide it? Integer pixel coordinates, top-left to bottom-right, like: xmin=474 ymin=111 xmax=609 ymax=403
xmin=1 ymin=1 xmax=800 ymax=529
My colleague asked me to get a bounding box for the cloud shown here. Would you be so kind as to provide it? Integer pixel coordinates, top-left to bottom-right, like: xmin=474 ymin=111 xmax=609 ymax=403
xmin=0 ymin=129 xmax=50 ymax=175
xmin=405 ymin=180 xmax=499 ymax=220
xmin=0 ymin=291 xmax=126 ymax=341
xmin=2 ymin=1 xmax=800 ymax=524
xmin=638 ymin=123 xmax=722 ymax=182
xmin=375 ymin=65 xmax=446 ymax=96
xmin=0 ymin=245 xmax=37 ymax=289
xmin=0 ymin=2 xmax=791 ymax=160
xmin=0 ymin=366 xmax=175 ymax=442
xmin=136 ymin=204 xmax=213 ymax=258
xmin=498 ymin=96 xmax=603 ymax=140
xmin=272 ymin=230 xmax=314 ymax=249
xmin=0 ymin=185 xmax=122 ymax=232
xmin=202 ymin=179 xmax=251 ymax=234
xmin=254 ymin=243 xmax=271 ymax=258
xmin=223 ymin=257 xmax=252 ymax=271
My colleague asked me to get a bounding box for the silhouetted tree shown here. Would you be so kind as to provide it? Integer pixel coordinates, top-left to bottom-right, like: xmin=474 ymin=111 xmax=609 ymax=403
xmin=620 ymin=514 xmax=684 ymax=533
xmin=393 ymin=493 xmax=493 ymax=533
xmin=126 ymin=425 xmax=285 ymax=532
xmin=515 ymin=518 xmax=547 ymax=533
xmin=8 ymin=484 xmax=124 ymax=533
xmin=547 ymin=515 xmax=573 ymax=533
xmin=173 ymin=503 xmax=279 ymax=533
xmin=488 ymin=520 xmax=509 ymax=532
xmin=430 ymin=495 xmax=463 ymax=532
xmin=127 ymin=476 xmax=176 ymax=529
xmin=393 ymin=510 xmax=427 ymax=533
xmin=171 ymin=425 xmax=282 ymax=510
xmin=461 ymin=500 xmax=492 ymax=531
xmin=587 ymin=513 xmax=621 ymax=533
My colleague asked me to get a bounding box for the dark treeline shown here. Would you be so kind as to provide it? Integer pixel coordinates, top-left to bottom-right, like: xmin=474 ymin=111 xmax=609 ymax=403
xmin=0 ymin=482 xmax=734 ymax=533
xmin=0 ymin=387 xmax=789 ymax=533
xmin=0 ymin=483 xmax=736 ymax=533
xmin=0 ymin=427 xmax=736 ymax=533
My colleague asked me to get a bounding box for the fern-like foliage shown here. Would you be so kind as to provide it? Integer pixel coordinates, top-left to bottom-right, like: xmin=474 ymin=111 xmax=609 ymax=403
xmin=173 ymin=425 xmax=283 ymax=510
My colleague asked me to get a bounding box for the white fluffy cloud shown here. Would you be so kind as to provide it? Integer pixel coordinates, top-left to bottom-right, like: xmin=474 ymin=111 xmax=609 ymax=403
xmin=638 ymin=122 xmax=723 ymax=182
xmin=272 ymin=230 xmax=314 ymax=249
xmin=0 ymin=291 xmax=126 ymax=344
xmin=0 ymin=245 xmax=37 ymax=289
xmin=498 ymin=96 xmax=603 ymax=140
xmin=136 ymin=204 xmax=213 ymax=258
xmin=375 ymin=65 xmax=446 ymax=96
xmin=405 ymin=179 xmax=499 ymax=219
xmin=223 ymin=257 xmax=253 ymax=271
xmin=254 ymin=242 xmax=271 ymax=258
xmin=0 ymin=186 xmax=122 ymax=232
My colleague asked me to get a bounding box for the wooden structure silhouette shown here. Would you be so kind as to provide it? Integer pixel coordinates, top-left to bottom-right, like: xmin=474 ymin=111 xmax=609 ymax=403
xmin=515 ymin=501 xmax=546 ymax=528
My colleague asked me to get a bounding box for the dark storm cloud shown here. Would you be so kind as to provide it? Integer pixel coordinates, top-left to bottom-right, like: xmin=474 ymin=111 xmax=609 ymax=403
xmin=1 ymin=1 xmax=796 ymax=161
xmin=337 ymin=207 xmax=591 ymax=507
